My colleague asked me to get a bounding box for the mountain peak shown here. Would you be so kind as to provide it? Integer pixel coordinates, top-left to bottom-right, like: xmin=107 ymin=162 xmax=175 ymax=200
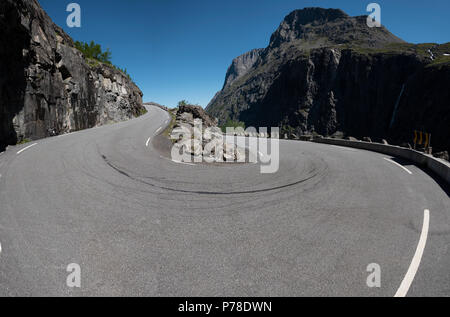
xmin=269 ymin=7 xmax=403 ymax=49
xmin=285 ymin=7 xmax=349 ymax=25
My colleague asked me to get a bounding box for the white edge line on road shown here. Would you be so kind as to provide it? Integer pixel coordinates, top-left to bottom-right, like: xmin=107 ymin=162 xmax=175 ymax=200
xmin=383 ymin=157 xmax=413 ymax=175
xmin=57 ymin=133 xmax=71 ymax=138
xmin=146 ymin=137 xmax=151 ymax=147
xmin=16 ymin=143 xmax=38 ymax=155
xmin=395 ymin=209 xmax=430 ymax=297
xmin=331 ymin=145 xmax=358 ymax=152
xmin=155 ymin=127 xmax=163 ymax=134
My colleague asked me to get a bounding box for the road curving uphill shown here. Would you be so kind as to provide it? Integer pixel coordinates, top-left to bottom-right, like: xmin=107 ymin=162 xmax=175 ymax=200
xmin=0 ymin=106 xmax=449 ymax=296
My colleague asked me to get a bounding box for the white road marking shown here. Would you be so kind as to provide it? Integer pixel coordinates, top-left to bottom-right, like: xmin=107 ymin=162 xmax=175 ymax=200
xmin=0 ymin=241 xmax=2 ymax=255
xmin=395 ymin=209 xmax=430 ymax=297
xmin=16 ymin=143 xmax=38 ymax=155
xmin=146 ymin=137 xmax=151 ymax=147
xmin=331 ymin=145 xmax=358 ymax=152
xmin=57 ymin=133 xmax=71 ymax=138
xmin=155 ymin=127 xmax=163 ymax=134
xmin=383 ymin=158 xmax=413 ymax=175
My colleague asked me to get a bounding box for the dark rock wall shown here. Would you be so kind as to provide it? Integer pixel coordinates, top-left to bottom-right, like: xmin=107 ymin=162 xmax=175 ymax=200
xmin=0 ymin=0 xmax=30 ymax=149
xmin=0 ymin=0 xmax=144 ymax=151
xmin=391 ymin=64 xmax=450 ymax=153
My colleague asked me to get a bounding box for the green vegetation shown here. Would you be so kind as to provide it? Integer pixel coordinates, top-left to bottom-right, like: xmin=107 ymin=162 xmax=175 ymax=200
xmin=138 ymin=107 xmax=148 ymax=116
xmin=177 ymin=100 xmax=203 ymax=108
xmin=220 ymin=119 xmax=245 ymax=133
xmin=74 ymin=40 xmax=131 ymax=79
xmin=178 ymin=100 xmax=189 ymax=107
xmin=163 ymin=109 xmax=178 ymax=140
xmin=115 ymin=66 xmax=131 ymax=79
xmin=17 ymin=138 xmax=32 ymax=145
xmin=74 ymin=40 xmax=112 ymax=64
xmin=338 ymin=42 xmax=450 ymax=69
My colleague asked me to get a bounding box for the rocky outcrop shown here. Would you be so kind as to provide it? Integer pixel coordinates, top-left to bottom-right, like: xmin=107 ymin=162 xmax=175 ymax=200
xmin=223 ymin=49 xmax=264 ymax=89
xmin=177 ymin=104 xmax=218 ymax=128
xmin=171 ymin=105 xmax=243 ymax=162
xmin=0 ymin=0 xmax=144 ymax=151
xmin=268 ymin=8 xmax=404 ymax=50
xmin=207 ymin=7 xmax=450 ymax=153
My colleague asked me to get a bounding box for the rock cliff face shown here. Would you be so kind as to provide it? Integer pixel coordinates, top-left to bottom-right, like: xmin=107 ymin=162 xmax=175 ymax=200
xmin=0 ymin=0 xmax=144 ymax=151
xmin=207 ymin=8 xmax=450 ymax=152
xmin=223 ymin=49 xmax=264 ymax=89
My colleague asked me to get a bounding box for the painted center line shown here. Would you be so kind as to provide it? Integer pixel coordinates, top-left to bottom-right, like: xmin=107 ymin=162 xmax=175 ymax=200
xmin=395 ymin=209 xmax=430 ymax=297
xmin=145 ymin=137 xmax=151 ymax=147
xmin=16 ymin=143 xmax=38 ymax=155
xmin=383 ymin=157 xmax=413 ymax=175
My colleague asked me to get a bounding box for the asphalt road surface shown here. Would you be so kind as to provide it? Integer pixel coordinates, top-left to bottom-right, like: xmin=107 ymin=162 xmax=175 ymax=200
xmin=0 ymin=106 xmax=449 ymax=296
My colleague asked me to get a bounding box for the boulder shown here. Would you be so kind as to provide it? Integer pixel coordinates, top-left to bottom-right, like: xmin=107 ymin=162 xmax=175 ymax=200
xmin=178 ymin=105 xmax=217 ymax=128
xmin=433 ymin=151 xmax=449 ymax=162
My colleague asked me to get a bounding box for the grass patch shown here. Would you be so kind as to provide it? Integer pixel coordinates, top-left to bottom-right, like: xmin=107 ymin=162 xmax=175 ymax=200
xmin=17 ymin=138 xmax=32 ymax=145
xmin=344 ymin=42 xmax=450 ymax=64
xmin=163 ymin=109 xmax=178 ymax=141
xmin=138 ymin=107 xmax=148 ymax=116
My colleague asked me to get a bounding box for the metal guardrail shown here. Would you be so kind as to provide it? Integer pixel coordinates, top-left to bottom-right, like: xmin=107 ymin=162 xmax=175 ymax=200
xmin=312 ymin=137 xmax=450 ymax=186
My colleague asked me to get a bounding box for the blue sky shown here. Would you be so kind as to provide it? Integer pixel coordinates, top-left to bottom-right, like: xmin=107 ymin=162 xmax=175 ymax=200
xmin=39 ymin=0 xmax=450 ymax=108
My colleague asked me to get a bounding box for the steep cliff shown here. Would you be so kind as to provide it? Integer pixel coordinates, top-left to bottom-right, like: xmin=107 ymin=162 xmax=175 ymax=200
xmin=223 ymin=49 xmax=264 ymax=89
xmin=207 ymin=8 xmax=450 ymax=152
xmin=0 ymin=0 xmax=144 ymax=151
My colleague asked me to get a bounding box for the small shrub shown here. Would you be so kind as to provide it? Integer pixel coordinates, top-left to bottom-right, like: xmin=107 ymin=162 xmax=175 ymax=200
xmin=17 ymin=138 xmax=32 ymax=145
xmin=221 ymin=119 xmax=245 ymax=133
xmin=178 ymin=100 xmax=189 ymax=107
xmin=74 ymin=40 xmax=112 ymax=64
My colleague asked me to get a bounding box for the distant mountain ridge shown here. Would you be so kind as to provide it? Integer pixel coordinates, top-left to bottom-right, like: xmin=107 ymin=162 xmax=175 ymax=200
xmin=206 ymin=7 xmax=450 ymax=152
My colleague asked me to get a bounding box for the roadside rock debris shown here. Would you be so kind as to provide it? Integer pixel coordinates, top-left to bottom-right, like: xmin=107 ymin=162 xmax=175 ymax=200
xmin=170 ymin=105 xmax=244 ymax=162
